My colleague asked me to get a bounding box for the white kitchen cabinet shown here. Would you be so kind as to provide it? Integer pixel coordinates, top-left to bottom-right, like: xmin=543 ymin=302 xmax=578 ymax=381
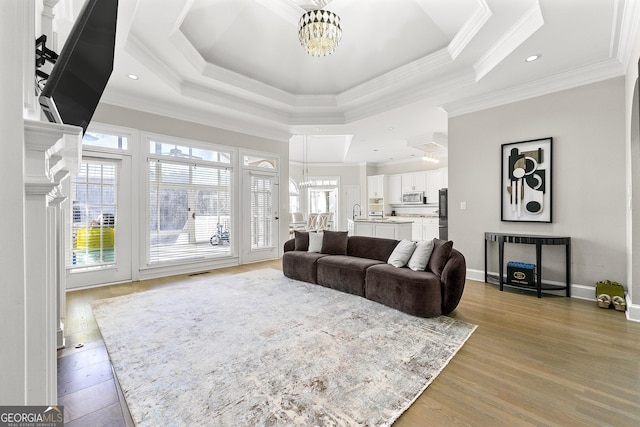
xmin=401 ymin=172 xmax=426 ymax=193
xmin=426 ymin=170 xmax=443 ymax=204
xmin=387 ymin=174 xmax=402 ymax=205
xmin=352 ymin=220 xmax=412 ymax=240
xmin=367 ymin=174 xmax=386 ymax=198
xmin=422 ymin=218 xmax=439 ymax=240
xmin=440 ymin=167 xmax=448 ymax=188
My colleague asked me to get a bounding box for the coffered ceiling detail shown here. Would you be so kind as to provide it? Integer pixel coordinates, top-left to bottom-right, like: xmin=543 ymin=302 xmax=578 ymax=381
xmin=89 ymin=0 xmax=638 ymax=164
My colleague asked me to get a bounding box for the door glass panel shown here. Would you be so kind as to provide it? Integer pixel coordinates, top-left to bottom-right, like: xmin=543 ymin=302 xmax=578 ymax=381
xmin=250 ymin=175 xmax=273 ymax=249
xmin=70 ymin=160 xmax=118 ymax=268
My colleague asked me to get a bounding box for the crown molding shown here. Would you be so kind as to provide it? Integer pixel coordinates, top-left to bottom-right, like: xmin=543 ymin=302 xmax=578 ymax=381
xmin=474 ymin=1 xmax=544 ymax=82
xmin=444 ymin=58 xmax=625 ymax=117
xmin=98 ymin=92 xmax=292 ymax=143
xmin=617 ymin=0 xmax=640 ymax=67
xmin=125 ymin=33 xmax=183 ymax=93
xmin=447 ymin=0 xmax=492 ymax=59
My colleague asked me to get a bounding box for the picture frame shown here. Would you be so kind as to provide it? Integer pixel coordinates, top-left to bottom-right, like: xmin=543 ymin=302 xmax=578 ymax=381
xmin=501 ymin=137 xmax=552 ymax=223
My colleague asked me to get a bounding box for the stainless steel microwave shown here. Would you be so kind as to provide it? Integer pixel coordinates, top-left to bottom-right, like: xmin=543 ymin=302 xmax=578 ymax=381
xmin=402 ymin=191 xmax=425 ymax=204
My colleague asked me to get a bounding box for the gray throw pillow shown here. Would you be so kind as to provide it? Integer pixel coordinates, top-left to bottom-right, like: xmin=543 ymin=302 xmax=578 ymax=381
xmin=387 ymin=239 xmax=416 ymax=268
xmin=407 ymin=239 xmax=435 ymax=271
xmin=308 ymin=231 xmax=324 ymax=253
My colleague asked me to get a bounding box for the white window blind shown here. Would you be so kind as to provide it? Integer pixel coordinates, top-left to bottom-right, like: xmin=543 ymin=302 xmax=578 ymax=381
xmin=250 ymin=175 xmax=274 ymax=249
xmin=68 ymin=160 xmax=119 ymax=269
xmin=148 ymin=159 xmax=231 ymax=264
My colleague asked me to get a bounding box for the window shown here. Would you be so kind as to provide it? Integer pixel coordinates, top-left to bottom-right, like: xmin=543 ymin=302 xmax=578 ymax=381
xmin=148 ymin=140 xmax=233 ymax=264
xmin=244 ymin=154 xmax=276 ymax=169
xmin=250 ymin=175 xmax=274 ymax=249
xmin=69 ymin=160 xmax=119 ymax=269
xmin=83 ymin=131 xmax=128 ymax=150
xmin=289 ymin=178 xmax=300 ymax=213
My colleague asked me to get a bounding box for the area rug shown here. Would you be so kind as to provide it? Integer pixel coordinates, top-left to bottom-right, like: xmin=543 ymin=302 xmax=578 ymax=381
xmin=91 ymin=268 xmax=476 ymax=426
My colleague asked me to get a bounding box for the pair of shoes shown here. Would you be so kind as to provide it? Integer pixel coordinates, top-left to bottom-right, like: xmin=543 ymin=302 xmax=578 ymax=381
xmin=612 ymin=295 xmax=626 ymax=312
xmin=597 ymin=294 xmax=612 ymax=308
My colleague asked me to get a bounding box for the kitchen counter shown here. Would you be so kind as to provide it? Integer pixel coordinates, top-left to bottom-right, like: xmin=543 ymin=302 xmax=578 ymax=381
xmin=354 ymin=218 xmax=414 ymax=224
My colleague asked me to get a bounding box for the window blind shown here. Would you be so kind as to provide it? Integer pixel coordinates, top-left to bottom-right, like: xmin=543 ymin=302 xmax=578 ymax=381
xmin=148 ymin=159 xmax=231 ymax=264
xmin=250 ymin=175 xmax=273 ymax=249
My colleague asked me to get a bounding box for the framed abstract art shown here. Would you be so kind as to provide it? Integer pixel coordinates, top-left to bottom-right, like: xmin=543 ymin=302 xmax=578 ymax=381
xmin=501 ymin=137 xmax=552 ymax=222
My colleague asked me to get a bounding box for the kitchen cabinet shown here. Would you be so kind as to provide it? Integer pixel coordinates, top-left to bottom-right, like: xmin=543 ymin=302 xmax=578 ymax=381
xmin=440 ymin=167 xmax=448 ymax=188
xmin=387 ymin=174 xmax=402 ymax=205
xmin=401 ymin=172 xmax=426 ymax=193
xmin=367 ymin=174 xmax=386 ymax=198
xmin=422 ymin=218 xmax=439 ymax=240
xmin=426 ymin=170 xmax=443 ymax=204
xmin=351 ymin=219 xmax=412 ymax=240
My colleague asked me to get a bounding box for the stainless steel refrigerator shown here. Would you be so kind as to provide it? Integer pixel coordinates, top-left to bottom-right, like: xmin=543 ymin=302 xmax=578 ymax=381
xmin=438 ymin=188 xmax=448 ymax=240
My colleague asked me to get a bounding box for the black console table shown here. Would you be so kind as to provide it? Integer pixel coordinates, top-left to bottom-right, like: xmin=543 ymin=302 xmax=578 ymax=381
xmin=484 ymin=232 xmax=571 ymax=298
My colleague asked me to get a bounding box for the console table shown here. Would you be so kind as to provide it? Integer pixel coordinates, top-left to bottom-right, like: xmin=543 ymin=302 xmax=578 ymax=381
xmin=484 ymin=232 xmax=571 ymax=298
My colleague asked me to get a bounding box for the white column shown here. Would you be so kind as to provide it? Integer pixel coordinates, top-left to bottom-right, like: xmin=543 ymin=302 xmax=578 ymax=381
xmin=23 ymin=120 xmax=81 ymax=405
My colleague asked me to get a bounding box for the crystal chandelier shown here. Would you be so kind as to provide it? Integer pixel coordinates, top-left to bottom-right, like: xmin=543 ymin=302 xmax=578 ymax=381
xmin=298 ymin=9 xmax=342 ymax=57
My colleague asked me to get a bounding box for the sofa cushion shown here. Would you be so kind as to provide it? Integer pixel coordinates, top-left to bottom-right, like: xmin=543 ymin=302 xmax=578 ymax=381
xmin=308 ymin=231 xmax=324 ymax=253
xmin=321 ymin=230 xmax=349 ymax=255
xmin=407 ymin=239 xmax=434 ymax=271
xmin=387 ymin=239 xmax=416 ymax=267
xmin=428 ymin=238 xmax=453 ymax=276
xmin=282 ymin=251 xmax=328 ymax=284
xmin=365 ymin=264 xmax=443 ymax=318
xmin=347 ymin=236 xmax=399 ymax=262
xmin=294 ymin=231 xmax=309 ymax=251
xmin=317 ymin=255 xmax=384 ymax=297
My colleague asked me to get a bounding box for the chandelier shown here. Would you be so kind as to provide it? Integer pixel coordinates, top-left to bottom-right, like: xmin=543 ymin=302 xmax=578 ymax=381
xmin=298 ymin=9 xmax=342 ymax=57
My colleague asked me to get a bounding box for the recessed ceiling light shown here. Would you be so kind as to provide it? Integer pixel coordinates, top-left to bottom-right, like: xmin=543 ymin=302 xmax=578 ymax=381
xmin=525 ymin=54 xmax=541 ymax=63
xmin=387 ymin=127 xmax=394 ymax=131
xmin=127 ymin=74 xmax=139 ymax=80
xmin=312 ymin=128 xmax=322 ymax=132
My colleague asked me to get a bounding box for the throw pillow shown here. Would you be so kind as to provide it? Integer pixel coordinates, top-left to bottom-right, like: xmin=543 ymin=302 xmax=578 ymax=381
xmin=321 ymin=230 xmax=348 ymax=255
xmin=427 ymin=238 xmax=453 ymax=276
xmin=307 ymin=231 xmax=324 ymax=253
xmin=294 ymin=231 xmax=309 ymax=251
xmin=387 ymin=239 xmax=417 ymax=268
xmin=407 ymin=239 xmax=435 ymax=271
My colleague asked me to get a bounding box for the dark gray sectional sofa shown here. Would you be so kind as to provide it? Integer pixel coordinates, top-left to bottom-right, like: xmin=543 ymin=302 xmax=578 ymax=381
xmin=282 ymin=231 xmax=466 ymax=318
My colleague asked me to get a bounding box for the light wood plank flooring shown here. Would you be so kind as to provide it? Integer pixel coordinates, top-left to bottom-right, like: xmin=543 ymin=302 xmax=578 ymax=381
xmin=58 ymin=260 xmax=640 ymax=426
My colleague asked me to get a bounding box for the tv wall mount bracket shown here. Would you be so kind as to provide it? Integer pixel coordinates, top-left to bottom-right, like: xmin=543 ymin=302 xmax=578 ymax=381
xmin=35 ymin=34 xmax=58 ymax=80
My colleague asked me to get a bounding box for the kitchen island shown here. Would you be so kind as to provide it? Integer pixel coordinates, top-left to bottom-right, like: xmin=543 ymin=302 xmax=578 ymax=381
xmin=347 ymin=218 xmax=412 ymax=240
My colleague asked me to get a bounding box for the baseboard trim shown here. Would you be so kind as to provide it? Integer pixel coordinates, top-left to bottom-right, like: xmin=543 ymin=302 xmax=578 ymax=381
xmin=626 ymin=297 xmax=640 ymax=322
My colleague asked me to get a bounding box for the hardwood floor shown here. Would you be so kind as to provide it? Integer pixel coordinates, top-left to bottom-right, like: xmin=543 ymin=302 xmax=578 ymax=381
xmin=58 ymin=260 xmax=640 ymax=426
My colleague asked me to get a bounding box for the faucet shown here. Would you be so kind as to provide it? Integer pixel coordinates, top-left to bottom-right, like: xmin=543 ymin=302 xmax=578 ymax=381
xmin=352 ymin=204 xmax=362 ymax=220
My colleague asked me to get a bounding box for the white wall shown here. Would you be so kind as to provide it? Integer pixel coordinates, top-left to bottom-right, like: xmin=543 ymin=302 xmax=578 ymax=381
xmin=449 ymin=78 xmax=627 ymax=295
xmin=1 ymin=0 xmax=29 ymax=405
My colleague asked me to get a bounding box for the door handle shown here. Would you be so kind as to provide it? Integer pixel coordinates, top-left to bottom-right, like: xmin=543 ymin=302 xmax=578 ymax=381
xmin=192 ymin=212 xmax=196 ymax=220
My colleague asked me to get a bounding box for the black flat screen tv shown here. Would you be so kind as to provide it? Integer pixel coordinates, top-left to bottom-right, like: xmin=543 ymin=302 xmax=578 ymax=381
xmin=39 ymin=0 xmax=118 ymax=134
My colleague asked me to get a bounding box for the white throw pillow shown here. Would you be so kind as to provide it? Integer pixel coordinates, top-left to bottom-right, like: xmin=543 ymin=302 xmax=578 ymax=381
xmin=407 ymin=239 xmax=435 ymax=271
xmin=307 ymin=231 xmax=324 ymax=253
xmin=387 ymin=239 xmax=416 ymax=268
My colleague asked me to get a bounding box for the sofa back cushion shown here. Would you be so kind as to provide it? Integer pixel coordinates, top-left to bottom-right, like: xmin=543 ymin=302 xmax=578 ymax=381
xmin=347 ymin=236 xmax=399 ymax=262
xmin=428 ymin=238 xmax=453 ymax=276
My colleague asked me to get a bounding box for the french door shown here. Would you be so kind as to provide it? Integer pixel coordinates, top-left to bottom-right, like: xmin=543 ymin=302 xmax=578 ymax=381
xmin=242 ymin=170 xmax=279 ymax=263
xmin=66 ymin=155 xmax=132 ymax=289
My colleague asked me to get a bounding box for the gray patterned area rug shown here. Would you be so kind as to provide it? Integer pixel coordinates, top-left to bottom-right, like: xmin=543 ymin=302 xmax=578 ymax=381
xmin=91 ymin=268 xmax=476 ymax=426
